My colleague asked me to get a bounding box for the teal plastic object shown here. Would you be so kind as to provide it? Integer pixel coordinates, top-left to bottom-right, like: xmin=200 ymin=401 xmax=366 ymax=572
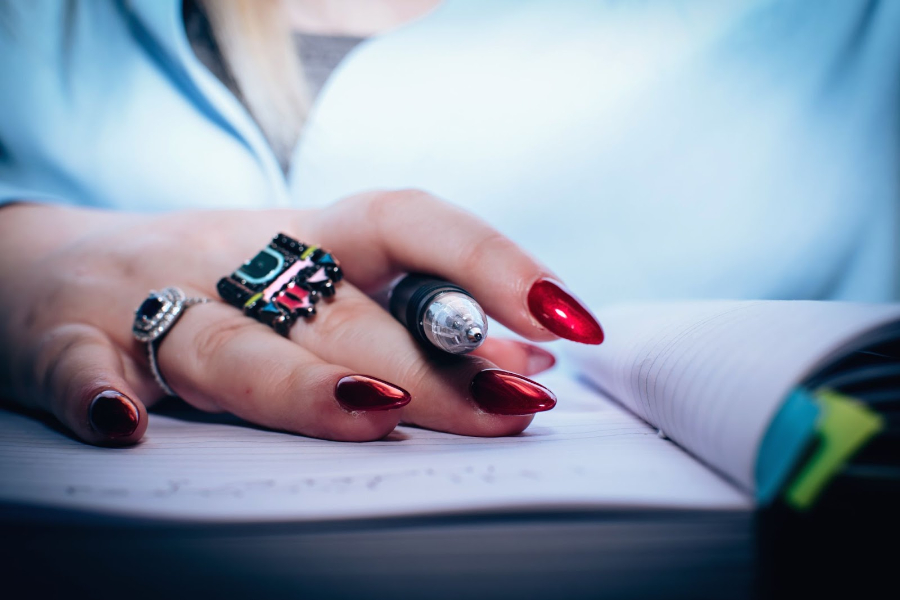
xmin=754 ymin=388 xmax=821 ymax=504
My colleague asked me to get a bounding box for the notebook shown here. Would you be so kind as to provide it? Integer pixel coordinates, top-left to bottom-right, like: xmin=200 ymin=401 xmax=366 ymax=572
xmin=568 ymin=300 xmax=899 ymax=505
xmin=0 ymin=300 xmax=896 ymax=522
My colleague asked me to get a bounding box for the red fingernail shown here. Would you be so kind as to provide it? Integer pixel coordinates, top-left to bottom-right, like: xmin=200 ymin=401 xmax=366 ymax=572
xmin=518 ymin=342 xmax=557 ymax=375
xmin=335 ymin=375 xmax=411 ymax=411
xmin=527 ymin=278 xmax=604 ymax=344
xmin=470 ymin=369 xmax=557 ymax=415
xmin=89 ymin=390 xmax=139 ymax=438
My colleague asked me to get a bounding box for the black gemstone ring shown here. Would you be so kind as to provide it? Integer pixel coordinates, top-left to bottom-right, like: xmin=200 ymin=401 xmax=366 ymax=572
xmin=133 ymin=287 xmax=209 ymax=396
xmin=217 ymin=234 xmax=343 ymax=335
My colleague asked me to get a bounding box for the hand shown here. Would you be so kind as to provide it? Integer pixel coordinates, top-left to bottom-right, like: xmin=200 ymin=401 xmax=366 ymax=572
xmin=0 ymin=190 xmax=602 ymax=445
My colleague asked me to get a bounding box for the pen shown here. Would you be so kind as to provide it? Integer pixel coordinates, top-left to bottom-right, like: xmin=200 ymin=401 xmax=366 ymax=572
xmin=387 ymin=274 xmax=488 ymax=354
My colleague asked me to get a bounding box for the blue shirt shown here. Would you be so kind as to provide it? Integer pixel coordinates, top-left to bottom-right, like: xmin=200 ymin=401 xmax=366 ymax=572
xmin=1 ymin=0 xmax=898 ymax=306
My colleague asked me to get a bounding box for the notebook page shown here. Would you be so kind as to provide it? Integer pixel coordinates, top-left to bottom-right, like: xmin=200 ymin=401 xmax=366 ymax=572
xmin=568 ymin=301 xmax=900 ymax=493
xmin=0 ymin=371 xmax=749 ymax=522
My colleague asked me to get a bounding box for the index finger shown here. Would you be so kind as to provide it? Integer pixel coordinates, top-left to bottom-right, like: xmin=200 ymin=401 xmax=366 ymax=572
xmin=304 ymin=189 xmax=604 ymax=345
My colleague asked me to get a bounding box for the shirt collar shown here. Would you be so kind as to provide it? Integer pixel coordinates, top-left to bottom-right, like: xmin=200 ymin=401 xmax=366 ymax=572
xmin=122 ymin=0 xmax=291 ymax=205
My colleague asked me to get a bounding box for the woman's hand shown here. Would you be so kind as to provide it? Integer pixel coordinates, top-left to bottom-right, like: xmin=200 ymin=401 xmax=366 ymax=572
xmin=0 ymin=190 xmax=602 ymax=445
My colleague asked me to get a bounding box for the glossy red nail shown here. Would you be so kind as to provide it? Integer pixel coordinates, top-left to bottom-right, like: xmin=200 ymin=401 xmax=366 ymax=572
xmin=335 ymin=375 xmax=411 ymax=411
xmin=470 ymin=369 xmax=557 ymax=415
xmin=527 ymin=278 xmax=604 ymax=344
xmin=89 ymin=390 xmax=139 ymax=438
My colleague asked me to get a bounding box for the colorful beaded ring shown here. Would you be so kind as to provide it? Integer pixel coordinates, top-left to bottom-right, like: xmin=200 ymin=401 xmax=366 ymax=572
xmin=217 ymin=233 xmax=344 ymax=335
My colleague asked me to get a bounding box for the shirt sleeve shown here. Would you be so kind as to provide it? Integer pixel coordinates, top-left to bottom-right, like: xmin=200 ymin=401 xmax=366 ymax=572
xmin=0 ymin=177 xmax=72 ymax=207
xmin=0 ymin=2 xmax=81 ymax=209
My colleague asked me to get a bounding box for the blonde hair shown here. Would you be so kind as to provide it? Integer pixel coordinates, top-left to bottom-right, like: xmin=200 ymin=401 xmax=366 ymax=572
xmin=199 ymin=0 xmax=309 ymax=166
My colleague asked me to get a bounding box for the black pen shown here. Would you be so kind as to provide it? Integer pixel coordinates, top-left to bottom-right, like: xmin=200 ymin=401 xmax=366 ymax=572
xmin=387 ymin=274 xmax=488 ymax=354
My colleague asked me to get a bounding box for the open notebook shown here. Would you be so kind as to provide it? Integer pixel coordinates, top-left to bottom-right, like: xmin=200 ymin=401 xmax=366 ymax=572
xmin=0 ymin=301 xmax=896 ymax=522
xmin=568 ymin=300 xmax=900 ymax=504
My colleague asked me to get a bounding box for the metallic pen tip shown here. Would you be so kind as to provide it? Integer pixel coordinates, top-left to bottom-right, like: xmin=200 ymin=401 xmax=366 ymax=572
xmin=466 ymin=327 xmax=484 ymax=343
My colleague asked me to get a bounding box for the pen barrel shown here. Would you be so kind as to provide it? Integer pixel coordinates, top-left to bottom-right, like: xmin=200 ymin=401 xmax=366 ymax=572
xmin=390 ymin=275 xmax=470 ymax=344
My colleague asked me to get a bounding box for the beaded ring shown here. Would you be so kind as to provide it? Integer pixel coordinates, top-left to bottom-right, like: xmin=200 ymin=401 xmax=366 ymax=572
xmin=217 ymin=233 xmax=343 ymax=335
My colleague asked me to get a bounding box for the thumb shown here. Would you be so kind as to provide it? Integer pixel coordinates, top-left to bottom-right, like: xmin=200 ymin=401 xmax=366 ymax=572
xmin=37 ymin=324 xmax=148 ymax=446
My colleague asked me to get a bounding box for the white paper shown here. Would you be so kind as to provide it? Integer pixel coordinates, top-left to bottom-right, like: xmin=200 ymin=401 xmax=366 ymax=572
xmin=0 ymin=371 xmax=749 ymax=522
xmin=569 ymin=300 xmax=900 ymax=494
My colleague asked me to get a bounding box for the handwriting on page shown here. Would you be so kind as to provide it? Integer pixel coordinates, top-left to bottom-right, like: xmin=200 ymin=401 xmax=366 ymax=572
xmin=0 ymin=372 xmax=751 ymax=521
xmin=39 ymin=417 xmax=652 ymax=502
xmin=61 ymin=463 xmax=590 ymax=500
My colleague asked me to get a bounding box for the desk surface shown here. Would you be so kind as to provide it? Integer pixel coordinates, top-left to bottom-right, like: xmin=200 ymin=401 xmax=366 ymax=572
xmin=3 ymin=483 xmax=896 ymax=600
xmin=2 ymin=508 xmax=753 ymax=600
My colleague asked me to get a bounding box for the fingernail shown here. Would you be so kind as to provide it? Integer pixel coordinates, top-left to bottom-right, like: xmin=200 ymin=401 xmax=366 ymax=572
xmin=470 ymin=369 xmax=557 ymax=415
xmin=89 ymin=390 xmax=140 ymax=438
xmin=527 ymin=278 xmax=604 ymax=344
xmin=519 ymin=343 xmax=557 ymax=375
xmin=335 ymin=375 xmax=411 ymax=411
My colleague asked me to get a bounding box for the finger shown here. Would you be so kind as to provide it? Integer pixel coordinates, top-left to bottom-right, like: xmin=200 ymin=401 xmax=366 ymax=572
xmin=156 ymin=299 xmax=408 ymax=442
xmin=33 ymin=324 xmax=147 ymax=446
xmin=287 ymin=284 xmax=556 ymax=437
xmin=301 ymin=190 xmax=604 ymax=345
xmin=469 ymin=338 xmax=557 ymax=376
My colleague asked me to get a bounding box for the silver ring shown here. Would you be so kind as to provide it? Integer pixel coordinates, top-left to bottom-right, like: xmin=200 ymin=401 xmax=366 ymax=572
xmin=133 ymin=287 xmax=210 ymax=396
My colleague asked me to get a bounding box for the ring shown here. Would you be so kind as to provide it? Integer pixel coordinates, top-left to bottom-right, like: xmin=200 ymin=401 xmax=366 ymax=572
xmin=133 ymin=287 xmax=210 ymax=396
xmin=217 ymin=233 xmax=343 ymax=335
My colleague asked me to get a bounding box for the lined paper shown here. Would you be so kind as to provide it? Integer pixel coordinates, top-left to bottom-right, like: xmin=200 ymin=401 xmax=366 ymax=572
xmin=0 ymin=372 xmax=749 ymax=522
xmin=569 ymin=301 xmax=900 ymax=493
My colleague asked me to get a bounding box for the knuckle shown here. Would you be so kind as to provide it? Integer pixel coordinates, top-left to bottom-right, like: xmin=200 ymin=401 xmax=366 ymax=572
xmin=394 ymin=357 xmax=432 ymax=396
xmin=365 ymin=191 xmax=403 ymax=225
xmin=393 ymin=187 xmax=435 ymax=203
xmin=265 ymin=360 xmax=315 ymax=408
xmin=288 ymin=210 xmax=312 ymax=241
xmin=459 ymin=229 xmax=513 ymax=274
xmin=305 ymin=297 xmax=370 ymax=347
xmin=190 ymin=316 xmax=257 ymax=367
xmin=365 ymin=188 xmax=434 ymax=222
